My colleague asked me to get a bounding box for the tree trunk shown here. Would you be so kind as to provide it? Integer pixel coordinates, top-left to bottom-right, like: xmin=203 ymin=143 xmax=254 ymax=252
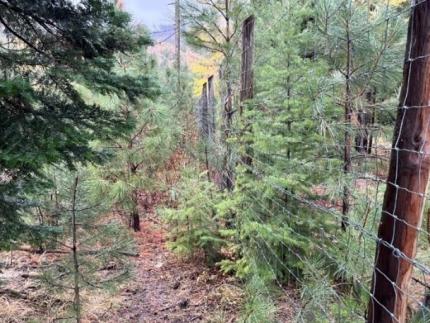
xmin=71 ymin=176 xmax=81 ymax=323
xmin=175 ymin=0 xmax=181 ymax=91
xmin=199 ymin=82 xmax=211 ymax=181
xmin=200 ymin=82 xmax=209 ymax=140
xmin=240 ymin=15 xmax=255 ymax=108
xmin=355 ymin=89 xmax=376 ymax=154
xmin=131 ymin=211 xmax=140 ymax=232
xmin=222 ymin=0 xmax=234 ymax=191
xmin=128 ymin=164 xmax=141 ymax=232
xmin=205 ymin=146 xmax=211 ymax=182
xmin=223 ymin=82 xmax=234 ymax=190
xmin=368 ymin=104 xmax=376 ymax=154
xmin=130 ymin=186 xmax=140 ymax=232
xmin=368 ymin=2 xmax=430 ymax=321
xmin=342 ymin=18 xmax=352 ymax=231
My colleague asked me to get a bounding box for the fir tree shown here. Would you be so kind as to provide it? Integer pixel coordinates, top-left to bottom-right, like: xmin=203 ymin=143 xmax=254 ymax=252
xmin=0 ymin=0 xmax=154 ymax=244
xmin=231 ymin=0 xmax=336 ymax=286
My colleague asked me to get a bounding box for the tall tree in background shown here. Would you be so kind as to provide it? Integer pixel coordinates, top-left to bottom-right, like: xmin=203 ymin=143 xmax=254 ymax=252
xmin=176 ymin=0 xmax=181 ymax=91
xmin=0 ymin=0 xmax=152 ymax=246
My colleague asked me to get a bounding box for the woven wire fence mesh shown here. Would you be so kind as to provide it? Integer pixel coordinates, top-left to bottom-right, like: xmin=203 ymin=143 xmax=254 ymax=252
xmin=190 ymin=0 xmax=430 ymax=321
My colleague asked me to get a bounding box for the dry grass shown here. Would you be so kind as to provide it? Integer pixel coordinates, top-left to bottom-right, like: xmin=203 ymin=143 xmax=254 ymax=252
xmin=0 ymin=249 xmax=129 ymax=323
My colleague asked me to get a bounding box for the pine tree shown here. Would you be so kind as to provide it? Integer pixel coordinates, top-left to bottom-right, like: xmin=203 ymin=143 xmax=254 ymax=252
xmin=38 ymin=168 xmax=134 ymax=322
xmin=209 ymin=1 xmax=342 ymax=320
xmin=90 ymin=43 xmax=178 ymax=231
xmin=315 ymin=0 xmax=404 ymax=229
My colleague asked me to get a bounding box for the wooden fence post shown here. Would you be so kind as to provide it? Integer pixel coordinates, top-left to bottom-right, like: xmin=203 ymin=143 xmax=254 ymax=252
xmin=240 ymin=15 xmax=255 ymax=167
xmin=368 ymin=1 xmax=430 ymax=322
xmin=198 ymin=83 xmax=211 ymax=181
xmin=208 ymin=75 xmax=216 ymax=140
xmin=240 ymin=15 xmax=255 ymax=112
xmin=200 ymin=82 xmax=209 ymax=140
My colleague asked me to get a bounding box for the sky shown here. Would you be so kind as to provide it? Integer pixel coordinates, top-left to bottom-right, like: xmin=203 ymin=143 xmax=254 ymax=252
xmin=124 ymin=0 xmax=173 ymax=31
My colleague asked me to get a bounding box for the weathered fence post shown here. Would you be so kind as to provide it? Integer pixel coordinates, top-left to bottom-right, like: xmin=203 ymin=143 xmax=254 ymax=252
xmin=200 ymin=82 xmax=209 ymax=140
xmin=240 ymin=15 xmax=255 ymax=167
xmin=240 ymin=15 xmax=255 ymax=112
xmin=198 ymin=83 xmax=211 ymax=181
xmin=208 ymin=75 xmax=216 ymax=140
xmin=368 ymin=1 xmax=430 ymax=322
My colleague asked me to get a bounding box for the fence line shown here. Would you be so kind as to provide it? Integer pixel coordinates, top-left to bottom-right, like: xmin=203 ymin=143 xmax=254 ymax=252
xmin=191 ymin=0 xmax=430 ymax=321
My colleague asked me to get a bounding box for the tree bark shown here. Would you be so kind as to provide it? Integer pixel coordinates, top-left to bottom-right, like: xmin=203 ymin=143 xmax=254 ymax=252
xmin=175 ymin=0 xmax=181 ymax=91
xmin=368 ymin=2 xmax=430 ymax=321
xmin=222 ymin=0 xmax=234 ymax=191
xmin=208 ymin=75 xmax=216 ymax=139
xmin=355 ymin=89 xmax=376 ymax=154
xmin=201 ymin=82 xmax=209 ymax=140
xmin=342 ymin=17 xmax=352 ymax=231
xmin=71 ymin=176 xmax=81 ymax=323
xmin=240 ymin=15 xmax=255 ymax=108
xmin=240 ymin=15 xmax=255 ymax=168
xmin=199 ymin=82 xmax=211 ymax=182
xmin=130 ymin=185 xmax=140 ymax=232
xmin=131 ymin=210 xmax=140 ymax=232
xmin=223 ymin=82 xmax=234 ymax=190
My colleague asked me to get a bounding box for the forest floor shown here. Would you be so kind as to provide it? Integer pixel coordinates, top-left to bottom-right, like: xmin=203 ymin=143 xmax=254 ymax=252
xmin=0 ymin=218 xmax=243 ymax=323
xmin=0 ymin=192 xmax=299 ymax=322
xmin=113 ymin=215 xmax=243 ymax=322
xmin=112 ymin=192 xmax=299 ymax=322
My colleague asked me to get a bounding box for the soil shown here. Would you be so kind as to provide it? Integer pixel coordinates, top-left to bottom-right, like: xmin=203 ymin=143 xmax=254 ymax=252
xmin=113 ymin=217 xmax=243 ymax=323
xmin=115 ymin=191 xmax=300 ymax=323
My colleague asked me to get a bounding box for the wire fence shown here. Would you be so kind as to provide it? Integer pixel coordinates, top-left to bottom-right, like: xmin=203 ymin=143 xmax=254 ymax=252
xmin=190 ymin=0 xmax=430 ymax=321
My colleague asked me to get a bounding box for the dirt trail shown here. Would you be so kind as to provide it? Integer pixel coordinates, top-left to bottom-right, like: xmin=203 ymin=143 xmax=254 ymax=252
xmin=114 ymin=216 xmax=242 ymax=323
xmin=0 ymin=215 xmax=242 ymax=323
xmin=111 ymin=187 xmax=300 ymax=323
xmin=0 ymin=191 xmax=298 ymax=322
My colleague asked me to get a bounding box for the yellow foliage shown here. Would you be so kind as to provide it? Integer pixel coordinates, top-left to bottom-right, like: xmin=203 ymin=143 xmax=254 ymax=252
xmin=390 ymin=0 xmax=407 ymax=5
xmin=189 ymin=52 xmax=223 ymax=96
